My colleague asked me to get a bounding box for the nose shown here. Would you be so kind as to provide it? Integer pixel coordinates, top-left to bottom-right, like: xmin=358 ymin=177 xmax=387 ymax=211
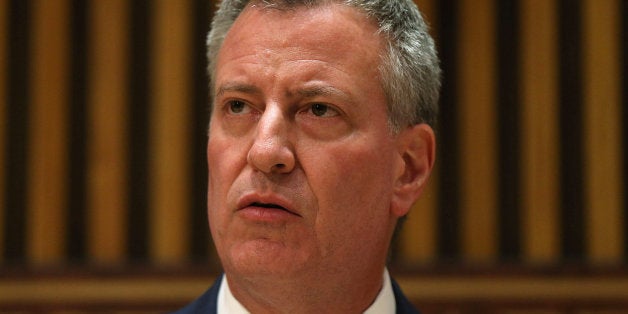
xmin=247 ymin=107 xmax=295 ymax=174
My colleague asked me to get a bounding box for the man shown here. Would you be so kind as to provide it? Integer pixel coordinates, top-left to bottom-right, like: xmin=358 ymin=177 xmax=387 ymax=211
xmin=175 ymin=0 xmax=440 ymax=313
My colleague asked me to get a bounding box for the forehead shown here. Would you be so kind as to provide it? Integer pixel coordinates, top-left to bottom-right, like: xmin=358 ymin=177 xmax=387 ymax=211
xmin=217 ymin=3 xmax=384 ymax=72
xmin=212 ymin=2 xmax=390 ymax=122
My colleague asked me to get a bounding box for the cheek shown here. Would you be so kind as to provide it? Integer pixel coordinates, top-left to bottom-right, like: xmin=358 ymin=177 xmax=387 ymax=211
xmin=306 ymin=150 xmax=395 ymax=262
xmin=207 ymin=129 xmax=248 ymax=186
xmin=206 ymin=135 xmax=245 ymax=222
xmin=304 ymin=139 xmax=396 ymax=232
xmin=207 ymin=139 xmax=227 ymax=198
xmin=324 ymin=140 xmax=394 ymax=195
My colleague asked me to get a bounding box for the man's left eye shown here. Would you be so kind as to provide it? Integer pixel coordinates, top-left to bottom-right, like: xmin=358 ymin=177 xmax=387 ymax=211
xmin=309 ymin=103 xmax=338 ymax=117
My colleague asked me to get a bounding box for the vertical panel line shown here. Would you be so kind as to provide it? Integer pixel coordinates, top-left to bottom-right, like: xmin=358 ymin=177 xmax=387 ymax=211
xmin=65 ymin=0 xmax=90 ymax=262
xmin=3 ymin=0 xmax=31 ymax=263
xmin=127 ymin=0 xmax=153 ymax=262
xmin=190 ymin=0 xmax=212 ymax=263
xmin=0 ymin=0 xmax=9 ymax=260
xmin=558 ymin=0 xmax=585 ymax=263
xmin=435 ymin=0 xmax=461 ymax=263
xmin=496 ymin=0 xmax=522 ymax=262
xmin=621 ymin=0 xmax=628 ymax=261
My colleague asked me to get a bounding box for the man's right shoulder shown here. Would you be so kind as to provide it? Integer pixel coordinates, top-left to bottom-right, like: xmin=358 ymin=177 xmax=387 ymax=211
xmin=170 ymin=275 xmax=222 ymax=314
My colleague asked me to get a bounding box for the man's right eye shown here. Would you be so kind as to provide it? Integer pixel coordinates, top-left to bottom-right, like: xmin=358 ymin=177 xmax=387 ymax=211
xmin=227 ymin=100 xmax=249 ymax=114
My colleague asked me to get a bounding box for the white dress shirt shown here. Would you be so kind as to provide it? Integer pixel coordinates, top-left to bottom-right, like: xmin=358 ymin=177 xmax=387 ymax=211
xmin=217 ymin=269 xmax=396 ymax=313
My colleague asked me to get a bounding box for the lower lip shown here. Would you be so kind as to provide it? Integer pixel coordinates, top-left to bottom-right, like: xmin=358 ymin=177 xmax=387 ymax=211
xmin=238 ymin=206 xmax=297 ymax=223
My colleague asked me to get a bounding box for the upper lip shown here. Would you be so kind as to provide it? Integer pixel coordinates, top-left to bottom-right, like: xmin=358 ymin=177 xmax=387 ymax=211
xmin=236 ymin=192 xmax=301 ymax=217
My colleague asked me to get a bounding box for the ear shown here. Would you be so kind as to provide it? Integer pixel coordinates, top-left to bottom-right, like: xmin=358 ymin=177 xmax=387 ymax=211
xmin=390 ymin=123 xmax=436 ymax=217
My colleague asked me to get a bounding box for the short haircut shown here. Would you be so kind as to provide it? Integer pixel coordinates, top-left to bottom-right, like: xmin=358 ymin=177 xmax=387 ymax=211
xmin=207 ymin=0 xmax=441 ymax=131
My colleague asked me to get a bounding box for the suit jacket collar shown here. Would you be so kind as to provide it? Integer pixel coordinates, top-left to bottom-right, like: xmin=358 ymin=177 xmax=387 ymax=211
xmin=171 ymin=274 xmax=420 ymax=314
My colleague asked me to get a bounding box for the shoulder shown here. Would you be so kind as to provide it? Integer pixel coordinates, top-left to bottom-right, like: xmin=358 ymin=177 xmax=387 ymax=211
xmin=391 ymin=277 xmax=421 ymax=314
xmin=170 ymin=275 xmax=223 ymax=314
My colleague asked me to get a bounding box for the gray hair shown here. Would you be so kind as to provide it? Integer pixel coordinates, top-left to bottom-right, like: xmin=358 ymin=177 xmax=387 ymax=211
xmin=207 ymin=0 xmax=441 ymax=131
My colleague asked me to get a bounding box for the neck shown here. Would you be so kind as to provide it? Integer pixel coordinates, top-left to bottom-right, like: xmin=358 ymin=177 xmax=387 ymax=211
xmin=226 ymin=266 xmax=385 ymax=314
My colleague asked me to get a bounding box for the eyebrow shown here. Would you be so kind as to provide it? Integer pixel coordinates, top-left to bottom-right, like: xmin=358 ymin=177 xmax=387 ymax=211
xmin=295 ymin=85 xmax=352 ymax=102
xmin=216 ymin=82 xmax=263 ymax=97
xmin=216 ymin=82 xmax=353 ymax=103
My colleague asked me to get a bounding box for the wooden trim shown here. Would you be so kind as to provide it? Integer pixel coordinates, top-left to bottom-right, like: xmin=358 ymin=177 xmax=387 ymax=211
xmin=87 ymin=0 xmax=129 ymax=264
xmin=2 ymin=272 xmax=628 ymax=309
xmin=558 ymin=0 xmax=586 ymax=261
xmin=126 ymin=0 xmax=153 ymax=261
xmin=520 ymin=0 xmax=560 ymax=264
xmin=398 ymin=275 xmax=628 ymax=301
xmin=458 ymin=0 xmax=498 ymax=263
xmin=0 ymin=0 xmax=8 ymax=259
xmin=26 ymin=0 xmax=69 ymax=264
xmin=435 ymin=0 xmax=462 ymax=261
xmin=149 ymin=0 xmax=192 ymax=263
xmin=3 ymin=0 xmax=31 ymax=262
xmin=582 ymin=0 xmax=623 ymax=264
xmin=0 ymin=277 xmax=213 ymax=305
xmin=403 ymin=173 xmax=438 ymax=264
xmin=496 ymin=0 xmax=522 ymax=259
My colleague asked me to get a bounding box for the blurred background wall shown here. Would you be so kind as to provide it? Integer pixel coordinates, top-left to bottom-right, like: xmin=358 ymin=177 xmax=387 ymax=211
xmin=2 ymin=0 xmax=213 ymax=268
xmin=1 ymin=0 xmax=627 ymax=312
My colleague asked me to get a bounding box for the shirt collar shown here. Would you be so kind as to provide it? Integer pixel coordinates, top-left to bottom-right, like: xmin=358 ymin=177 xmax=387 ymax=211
xmin=217 ymin=275 xmax=249 ymax=314
xmin=217 ymin=269 xmax=396 ymax=314
xmin=364 ymin=268 xmax=396 ymax=314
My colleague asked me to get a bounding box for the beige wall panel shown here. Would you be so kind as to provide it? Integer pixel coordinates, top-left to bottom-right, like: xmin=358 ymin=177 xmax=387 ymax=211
xmin=520 ymin=0 xmax=560 ymax=264
xmin=458 ymin=0 xmax=497 ymax=263
xmin=150 ymin=0 xmax=191 ymax=264
xmin=582 ymin=0 xmax=623 ymax=264
xmin=27 ymin=0 xmax=69 ymax=264
xmin=0 ymin=0 xmax=7 ymax=258
xmin=87 ymin=0 xmax=129 ymax=264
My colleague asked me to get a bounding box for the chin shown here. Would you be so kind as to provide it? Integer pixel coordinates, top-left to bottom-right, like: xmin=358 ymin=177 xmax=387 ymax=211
xmin=226 ymin=239 xmax=314 ymax=278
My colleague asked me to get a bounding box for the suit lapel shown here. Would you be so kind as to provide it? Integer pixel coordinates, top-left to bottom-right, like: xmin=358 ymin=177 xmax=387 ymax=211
xmin=171 ymin=275 xmax=222 ymax=314
xmin=391 ymin=278 xmax=420 ymax=314
xmin=174 ymin=275 xmax=419 ymax=314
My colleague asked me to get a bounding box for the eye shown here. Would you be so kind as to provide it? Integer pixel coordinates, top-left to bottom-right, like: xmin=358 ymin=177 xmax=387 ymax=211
xmin=309 ymin=103 xmax=339 ymax=117
xmin=226 ymin=100 xmax=250 ymax=115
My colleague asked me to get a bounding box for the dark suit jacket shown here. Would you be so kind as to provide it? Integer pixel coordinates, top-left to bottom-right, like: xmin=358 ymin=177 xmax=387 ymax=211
xmin=172 ymin=275 xmax=419 ymax=314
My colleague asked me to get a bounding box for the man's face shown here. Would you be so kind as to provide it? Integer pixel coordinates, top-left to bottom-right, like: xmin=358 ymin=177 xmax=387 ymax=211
xmin=207 ymin=4 xmax=405 ymax=282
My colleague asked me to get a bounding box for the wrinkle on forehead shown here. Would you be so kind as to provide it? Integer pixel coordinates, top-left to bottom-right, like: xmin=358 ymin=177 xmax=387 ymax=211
xmin=219 ymin=2 xmax=384 ymax=81
xmin=213 ymin=0 xmax=389 ymax=124
xmin=239 ymin=4 xmax=380 ymax=48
